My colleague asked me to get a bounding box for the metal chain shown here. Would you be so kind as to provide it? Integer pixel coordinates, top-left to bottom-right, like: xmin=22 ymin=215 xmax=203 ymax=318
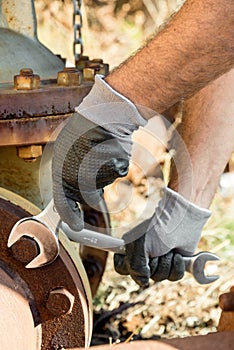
xmin=73 ymin=0 xmax=84 ymax=65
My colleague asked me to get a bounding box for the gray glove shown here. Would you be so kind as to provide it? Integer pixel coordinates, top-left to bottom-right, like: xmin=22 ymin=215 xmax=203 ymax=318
xmin=52 ymin=75 xmax=147 ymax=230
xmin=114 ymin=187 xmax=211 ymax=287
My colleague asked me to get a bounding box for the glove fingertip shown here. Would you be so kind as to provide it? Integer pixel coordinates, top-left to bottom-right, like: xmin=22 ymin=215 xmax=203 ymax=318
xmin=114 ymin=254 xmax=129 ymax=275
xmin=132 ymin=276 xmax=150 ymax=288
xmin=168 ymin=253 xmax=185 ymax=281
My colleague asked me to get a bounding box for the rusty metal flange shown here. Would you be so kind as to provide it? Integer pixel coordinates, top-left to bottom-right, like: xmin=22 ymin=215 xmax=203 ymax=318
xmin=0 ymin=188 xmax=93 ymax=350
xmin=0 ymin=80 xmax=92 ymax=146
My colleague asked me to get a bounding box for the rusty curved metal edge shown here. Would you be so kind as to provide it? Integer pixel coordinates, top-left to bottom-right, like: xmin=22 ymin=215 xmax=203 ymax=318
xmin=0 ymin=114 xmax=70 ymax=146
xmin=64 ymin=331 xmax=234 ymax=350
xmin=0 ymin=187 xmax=93 ymax=349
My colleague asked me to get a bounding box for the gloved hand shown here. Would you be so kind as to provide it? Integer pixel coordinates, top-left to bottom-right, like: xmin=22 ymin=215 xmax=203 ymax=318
xmin=114 ymin=187 xmax=211 ymax=287
xmin=52 ymin=75 xmax=147 ymax=231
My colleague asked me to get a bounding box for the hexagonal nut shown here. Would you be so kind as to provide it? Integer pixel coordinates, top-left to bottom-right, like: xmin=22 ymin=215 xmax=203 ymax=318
xmin=11 ymin=236 xmax=39 ymax=264
xmin=89 ymin=59 xmax=109 ymax=76
xmin=57 ymin=68 xmax=82 ymax=86
xmin=46 ymin=288 xmax=75 ymax=316
xmin=83 ymin=63 xmax=103 ymax=81
xmin=17 ymin=145 xmax=43 ymax=162
xmin=14 ymin=68 xmax=40 ymax=90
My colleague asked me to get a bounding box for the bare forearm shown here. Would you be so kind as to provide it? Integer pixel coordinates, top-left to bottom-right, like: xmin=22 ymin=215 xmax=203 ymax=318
xmin=105 ymin=0 xmax=234 ymax=114
xmin=168 ymin=69 xmax=234 ymax=208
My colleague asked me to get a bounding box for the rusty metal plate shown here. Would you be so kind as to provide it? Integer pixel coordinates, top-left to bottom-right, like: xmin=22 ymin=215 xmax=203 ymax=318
xmin=0 ymin=81 xmax=92 ymax=146
xmin=0 ymin=115 xmax=70 ymax=146
xmin=0 ymin=81 xmax=92 ymax=119
xmin=0 ymin=192 xmax=92 ymax=350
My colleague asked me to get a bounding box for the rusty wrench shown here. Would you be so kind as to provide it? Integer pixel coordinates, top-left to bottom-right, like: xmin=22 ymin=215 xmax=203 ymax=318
xmin=7 ymin=199 xmax=220 ymax=284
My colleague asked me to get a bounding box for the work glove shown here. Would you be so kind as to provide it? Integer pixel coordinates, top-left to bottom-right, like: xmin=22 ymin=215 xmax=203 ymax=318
xmin=114 ymin=187 xmax=211 ymax=287
xmin=52 ymin=75 xmax=147 ymax=230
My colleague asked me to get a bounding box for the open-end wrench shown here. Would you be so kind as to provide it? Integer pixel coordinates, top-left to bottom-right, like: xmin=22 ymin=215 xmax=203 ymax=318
xmin=61 ymin=223 xmax=220 ymax=285
xmin=7 ymin=200 xmax=220 ymax=284
xmin=8 ymin=200 xmax=60 ymax=268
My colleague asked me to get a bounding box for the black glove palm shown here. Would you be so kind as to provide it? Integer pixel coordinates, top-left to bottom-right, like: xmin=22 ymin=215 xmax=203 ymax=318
xmin=52 ymin=112 xmax=129 ymax=230
xmin=114 ymin=231 xmax=185 ymax=287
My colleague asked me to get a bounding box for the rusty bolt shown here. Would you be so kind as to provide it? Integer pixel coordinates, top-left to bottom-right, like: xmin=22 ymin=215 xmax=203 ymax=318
xmin=57 ymin=67 xmax=82 ymax=86
xmin=14 ymin=68 xmax=40 ymax=90
xmin=83 ymin=64 xmax=102 ymax=82
xmin=17 ymin=145 xmax=43 ymax=162
xmin=90 ymin=59 xmax=109 ymax=76
xmin=91 ymin=58 xmax=104 ymax=64
xmin=11 ymin=236 xmax=40 ymax=264
xmin=46 ymin=288 xmax=75 ymax=316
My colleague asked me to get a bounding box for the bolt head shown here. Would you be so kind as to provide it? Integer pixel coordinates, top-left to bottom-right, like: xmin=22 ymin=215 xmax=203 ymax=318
xmin=83 ymin=67 xmax=97 ymax=81
xmin=57 ymin=68 xmax=82 ymax=86
xmin=14 ymin=69 xmax=40 ymax=90
xmin=46 ymin=288 xmax=75 ymax=316
xmin=11 ymin=236 xmax=39 ymax=264
xmin=17 ymin=145 xmax=43 ymax=162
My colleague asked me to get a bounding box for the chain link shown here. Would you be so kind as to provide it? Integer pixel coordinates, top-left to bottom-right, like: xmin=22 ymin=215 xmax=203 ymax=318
xmin=73 ymin=0 xmax=83 ymax=65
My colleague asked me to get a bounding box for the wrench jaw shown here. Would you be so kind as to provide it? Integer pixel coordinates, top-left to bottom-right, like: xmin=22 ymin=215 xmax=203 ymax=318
xmin=191 ymin=252 xmax=220 ymax=285
xmin=7 ymin=218 xmax=60 ymax=268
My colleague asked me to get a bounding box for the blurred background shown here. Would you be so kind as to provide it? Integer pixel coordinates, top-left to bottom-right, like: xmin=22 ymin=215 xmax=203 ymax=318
xmin=35 ymin=0 xmax=184 ymax=68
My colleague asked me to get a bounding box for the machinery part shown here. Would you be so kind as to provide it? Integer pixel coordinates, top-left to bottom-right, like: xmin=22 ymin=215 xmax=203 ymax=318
xmin=11 ymin=236 xmax=40 ymax=264
xmin=62 ymin=332 xmax=234 ymax=350
xmin=14 ymin=68 xmax=40 ymax=90
xmin=57 ymin=67 xmax=82 ymax=86
xmin=1 ymin=0 xmax=37 ymax=39
xmin=0 ymin=80 xmax=92 ymax=146
xmin=0 ymin=28 xmax=64 ymax=81
xmin=218 ymin=286 xmax=234 ymax=331
xmin=46 ymin=287 xmax=75 ymax=316
xmin=163 ymin=331 xmax=234 ymax=350
xmin=0 ymin=146 xmax=50 ymax=208
xmin=0 ymin=187 xmax=93 ymax=349
xmin=0 ymin=262 xmax=41 ymax=350
xmin=17 ymin=145 xmax=43 ymax=162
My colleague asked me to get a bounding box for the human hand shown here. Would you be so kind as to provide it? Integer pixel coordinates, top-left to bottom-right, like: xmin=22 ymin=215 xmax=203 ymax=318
xmin=114 ymin=187 xmax=211 ymax=287
xmin=52 ymin=75 xmax=147 ymax=231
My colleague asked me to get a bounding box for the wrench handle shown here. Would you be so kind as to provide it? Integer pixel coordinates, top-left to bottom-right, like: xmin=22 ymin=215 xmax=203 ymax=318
xmin=182 ymin=255 xmax=193 ymax=274
xmin=61 ymin=224 xmax=199 ymax=264
xmin=61 ymin=222 xmax=125 ymax=254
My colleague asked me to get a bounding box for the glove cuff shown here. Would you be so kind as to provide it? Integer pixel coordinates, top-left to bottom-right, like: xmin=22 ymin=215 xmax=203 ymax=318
xmin=146 ymin=187 xmax=211 ymax=256
xmin=76 ymin=75 xmax=147 ymax=137
xmin=162 ymin=187 xmax=211 ymax=220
